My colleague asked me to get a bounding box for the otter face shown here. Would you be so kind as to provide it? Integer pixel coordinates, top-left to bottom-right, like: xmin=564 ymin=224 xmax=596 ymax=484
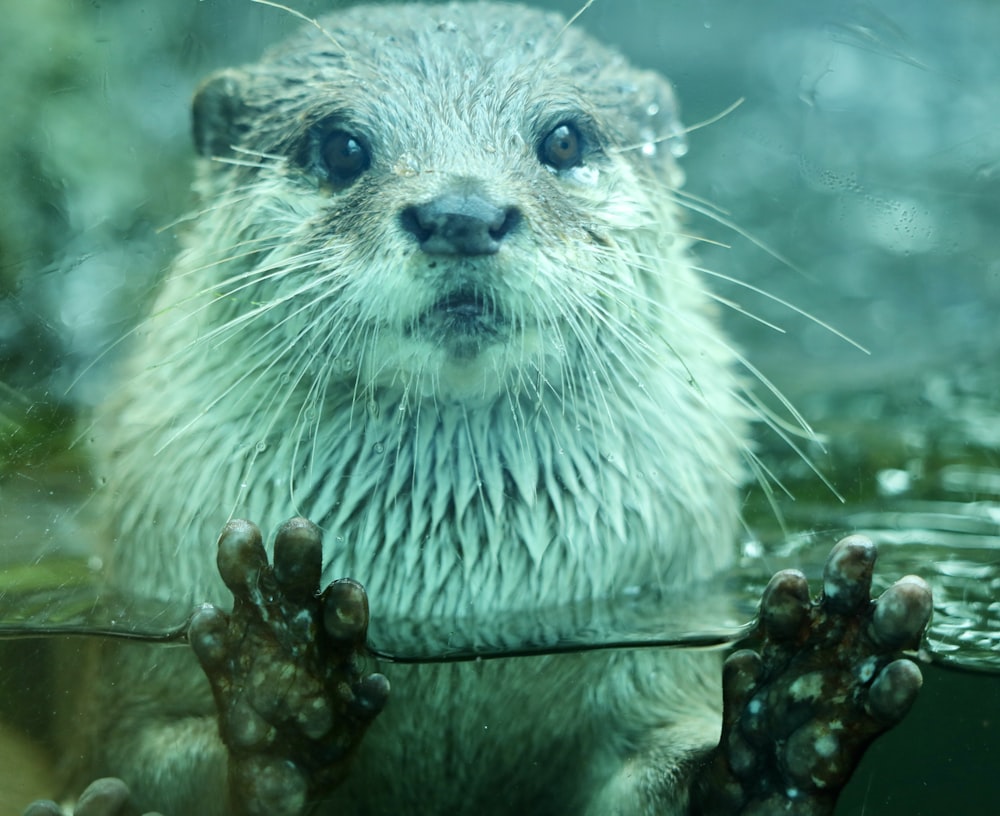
xmin=189 ymin=2 xmax=692 ymax=404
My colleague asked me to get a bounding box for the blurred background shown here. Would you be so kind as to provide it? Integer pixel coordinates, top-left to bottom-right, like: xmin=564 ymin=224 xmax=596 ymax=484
xmin=1 ymin=0 xmax=997 ymax=812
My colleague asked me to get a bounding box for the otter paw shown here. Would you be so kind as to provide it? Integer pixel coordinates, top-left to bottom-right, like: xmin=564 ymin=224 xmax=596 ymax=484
xmin=189 ymin=518 xmax=389 ymax=816
xmin=694 ymin=534 xmax=932 ymax=816
xmin=22 ymin=777 xmax=162 ymax=816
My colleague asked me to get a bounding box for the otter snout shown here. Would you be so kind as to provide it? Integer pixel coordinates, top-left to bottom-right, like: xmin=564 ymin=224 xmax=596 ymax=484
xmin=400 ymin=191 xmax=521 ymax=256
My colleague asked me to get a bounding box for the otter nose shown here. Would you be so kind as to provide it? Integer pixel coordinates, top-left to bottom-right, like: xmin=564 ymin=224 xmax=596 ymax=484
xmin=400 ymin=193 xmax=520 ymax=255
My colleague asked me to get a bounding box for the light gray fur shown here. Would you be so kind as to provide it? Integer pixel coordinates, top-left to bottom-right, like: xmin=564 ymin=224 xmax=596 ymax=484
xmin=87 ymin=3 xmax=751 ymax=813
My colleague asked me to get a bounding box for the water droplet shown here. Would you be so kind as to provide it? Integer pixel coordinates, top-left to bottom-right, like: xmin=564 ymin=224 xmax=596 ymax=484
xmin=876 ymin=468 xmax=911 ymax=497
xmin=569 ymin=165 xmax=600 ymax=186
xmin=669 ymin=127 xmax=688 ymax=158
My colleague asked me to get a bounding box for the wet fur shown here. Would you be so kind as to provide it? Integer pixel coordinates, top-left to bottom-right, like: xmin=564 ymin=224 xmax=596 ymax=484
xmin=88 ymin=3 xmax=752 ymax=813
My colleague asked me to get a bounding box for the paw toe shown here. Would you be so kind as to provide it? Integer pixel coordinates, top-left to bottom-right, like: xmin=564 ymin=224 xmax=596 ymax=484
xmin=323 ymin=578 xmax=370 ymax=643
xmin=22 ymin=802 xmax=62 ymax=816
xmin=232 ymin=756 xmax=308 ymax=816
xmin=872 ymin=575 xmax=932 ymax=649
xmin=273 ymin=518 xmax=323 ymax=600
xmin=821 ymin=535 xmax=876 ymax=614
xmin=867 ymin=658 xmax=923 ymax=722
xmin=760 ymin=569 xmax=810 ymax=640
xmin=73 ymin=778 xmax=133 ymax=816
xmin=216 ymin=520 xmax=268 ymax=597
xmin=189 ymin=604 xmax=231 ymax=670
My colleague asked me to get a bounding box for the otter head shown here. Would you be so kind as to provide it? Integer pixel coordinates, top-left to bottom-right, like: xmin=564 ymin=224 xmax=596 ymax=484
xmin=188 ymin=2 xmax=692 ymax=406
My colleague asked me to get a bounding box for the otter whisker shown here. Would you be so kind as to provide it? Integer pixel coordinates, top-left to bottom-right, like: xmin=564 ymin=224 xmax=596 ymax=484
xmin=250 ymin=0 xmax=348 ymax=54
xmin=612 ymin=97 xmax=746 ymax=156
xmin=556 ymin=0 xmax=598 ymax=40
xmin=209 ymin=155 xmax=283 ymax=170
xmin=691 ymin=262 xmax=869 ymax=353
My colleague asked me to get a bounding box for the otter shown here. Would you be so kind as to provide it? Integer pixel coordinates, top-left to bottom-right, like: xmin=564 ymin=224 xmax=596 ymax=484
xmin=31 ymin=3 xmax=930 ymax=815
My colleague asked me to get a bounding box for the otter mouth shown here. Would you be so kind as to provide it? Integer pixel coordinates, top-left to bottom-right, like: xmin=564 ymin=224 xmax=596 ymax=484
xmin=415 ymin=287 xmax=506 ymax=355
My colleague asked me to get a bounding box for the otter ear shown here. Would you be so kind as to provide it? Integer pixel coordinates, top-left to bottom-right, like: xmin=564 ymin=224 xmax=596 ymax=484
xmin=192 ymin=69 xmax=251 ymax=158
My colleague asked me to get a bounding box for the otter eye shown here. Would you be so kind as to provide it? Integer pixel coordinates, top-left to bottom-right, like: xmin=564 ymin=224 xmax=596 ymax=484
xmin=539 ymin=122 xmax=584 ymax=170
xmin=319 ymin=129 xmax=370 ymax=186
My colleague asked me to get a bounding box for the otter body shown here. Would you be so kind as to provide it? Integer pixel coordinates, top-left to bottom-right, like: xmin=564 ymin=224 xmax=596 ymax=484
xmin=90 ymin=3 xmax=749 ymax=813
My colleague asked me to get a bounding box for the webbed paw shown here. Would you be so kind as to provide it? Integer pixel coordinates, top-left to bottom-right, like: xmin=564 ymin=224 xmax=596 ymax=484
xmin=694 ymin=535 xmax=932 ymax=815
xmin=189 ymin=518 xmax=389 ymax=816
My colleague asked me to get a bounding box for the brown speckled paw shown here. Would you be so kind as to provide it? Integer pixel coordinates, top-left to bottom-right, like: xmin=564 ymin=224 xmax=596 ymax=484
xmin=189 ymin=518 xmax=389 ymax=816
xmin=693 ymin=534 xmax=932 ymax=816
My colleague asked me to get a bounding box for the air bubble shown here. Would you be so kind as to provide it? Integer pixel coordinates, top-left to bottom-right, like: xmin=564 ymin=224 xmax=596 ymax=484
xmin=876 ymin=468 xmax=911 ymax=497
xmin=568 ymin=165 xmax=599 ymax=186
xmin=668 ymin=126 xmax=688 ymax=158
